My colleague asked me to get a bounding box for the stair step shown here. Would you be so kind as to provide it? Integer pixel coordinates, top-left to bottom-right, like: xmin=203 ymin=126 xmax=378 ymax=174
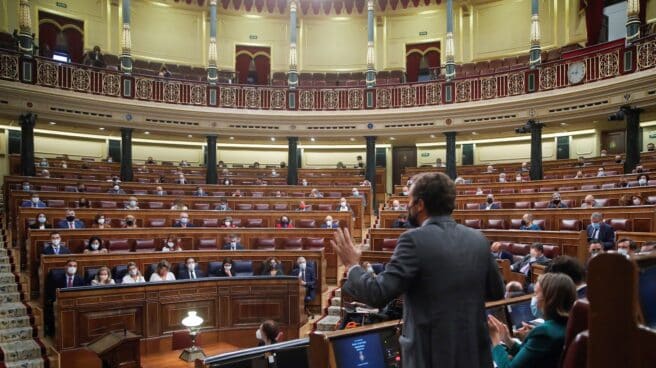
xmin=327 ymin=305 xmax=341 ymax=316
xmin=0 ymin=316 xmax=32 ymax=329
xmin=3 ymin=358 xmax=45 ymax=368
xmin=0 ymin=326 xmax=34 ymax=343
xmin=316 ymin=315 xmax=341 ymax=332
xmin=334 ymin=288 xmax=341 ymax=298
xmin=0 ymin=303 xmax=28 ymax=318
xmin=0 ymin=291 xmax=22 ymax=303
xmin=330 ymin=296 xmax=341 ymax=306
xmin=0 ymin=339 xmax=44 ymax=362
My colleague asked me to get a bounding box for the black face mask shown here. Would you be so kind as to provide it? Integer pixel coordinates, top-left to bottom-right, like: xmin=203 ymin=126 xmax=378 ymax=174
xmin=553 ymin=199 xmax=560 ymax=204
xmin=486 ymin=198 xmax=494 ymax=204
xmin=66 ymin=215 xmax=75 ymax=222
xmin=126 ymin=220 xmax=134 ymax=226
xmin=407 ymin=203 xmax=420 ymax=228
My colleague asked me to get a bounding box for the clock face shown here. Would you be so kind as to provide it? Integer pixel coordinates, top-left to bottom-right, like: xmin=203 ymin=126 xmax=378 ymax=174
xmin=568 ymin=62 xmax=586 ymax=84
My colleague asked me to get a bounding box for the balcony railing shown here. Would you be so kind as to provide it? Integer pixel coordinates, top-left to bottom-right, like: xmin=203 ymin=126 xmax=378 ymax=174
xmin=1 ymin=35 xmax=654 ymax=111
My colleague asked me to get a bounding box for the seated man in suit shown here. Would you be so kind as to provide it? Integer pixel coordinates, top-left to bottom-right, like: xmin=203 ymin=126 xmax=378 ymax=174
xmin=153 ymin=186 xmax=167 ymax=196
xmin=490 ymin=241 xmax=513 ymax=262
xmin=616 ymin=238 xmax=638 ymax=257
xmin=107 ymin=184 xmax=126 ymax=195
xmin=547 ymin=192 xmax=568 ymax=208
xmin=21 ymin=192 xmax=47 ymax=208
xmin=56 ymin=209 xmax=85 ymax=229
xmin=175 ymin=173 xmax=188 ymax=184
xmin=193 ymin=186 xmax=208 ymax=197
xmin=290 ymin=256 xmax=316 ymax=316
xmin=177 ymin=257 xmax=206 ymax=280
xmin=30 ymin=213 xmax=52 ymax=230
xmin=391 ymin=213 xmax=410 ymax=229
xmin=511 ymin=243 xmax=551 ymax=282
xmin=519 ymin=213 xmax=541 ymax=230
xmin=223 ymin=234 xmax=244 ymax=250
xmin=173 ymin=212 xmax=194 ymax=228
xmin=42 ymin=231 xmax=71 ymax=256
xmin=44 ymin=258 xmax=83 ymax=336
xmin=387 ymin=199 xmax=406 ymax=211
xmin=215 ymin=198 xmax=231 ymax=211
xmin=480 ymin=194 xmax=500 ymax=210
xmin=320 ymin=215 xmax=339 ymax=229
xmin=586 ymin=212 xmax=615 ymax=251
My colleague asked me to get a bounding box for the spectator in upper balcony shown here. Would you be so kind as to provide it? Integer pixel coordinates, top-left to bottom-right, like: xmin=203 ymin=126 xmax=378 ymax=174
xmin=614 ymin=154 xmax=623 ymax=164
xmin=356 ymin=155 xmax=364 ymax=168
xmin=435 ymin=157 xmax=445 ymax=168
xmin=82 ymin=46 xmax=106 ymax=68
xmin=521 ymin=161 xmax=530 ymax=172
xmin=146 ymin=156 xmax=156 ymax=164
xmin=480 ymin=194 xmax=500 ymax=210
xmin=158 ymin=65 xmax=172 ymax=78
xmin=486 ymin=165 xmax=496 ymax=173
xmin=498 ymin=173 xmax=507 ymax=183
xmin=580 ymin=195 xmax=598 ymax=209
xmin=597 ymin=167 xmax=606 ymax=177
xmin=600 ymin=149 xmax=608 ymax=157
xmin=576 ymin=156 xmax=587 ymax=167
xmin=547 ymin=192 xmax=568 ymax=208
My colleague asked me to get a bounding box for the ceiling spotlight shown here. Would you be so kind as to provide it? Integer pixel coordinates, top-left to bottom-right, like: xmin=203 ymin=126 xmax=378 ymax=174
xmin=560 ymin=122 xmax=568 ymax=126
xmin=310 ymin=137 xmax=316 ymax=142
xmin=471 ymin=131 xmax=479 ymax=135
xmin=229 ymin=136 xmax=234 ymax=140
xmin=270 ymin=137 xmax=276 ymax=141
xmin=98 ymin=127 xmax=105 ymax=131
xmin=48 ymin=121 xmax=56 ymax=125
xmin=430 ymin=134 xmax=436 ymax=138
xmin=144 ymin=131 xmax=150 ymax=135
xmin=350 ymin=137 xmax=355 ymax=141
xmin=188 ymin=134 xmax=193 ymax=138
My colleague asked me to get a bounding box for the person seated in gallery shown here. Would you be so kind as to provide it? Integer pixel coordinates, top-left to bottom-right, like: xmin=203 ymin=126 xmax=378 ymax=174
xmin=82 ymin=46 xmax=106 ymax=68
xmin=30 ymin=213 xmax=51 ymax=230
xmin=83 ymin=236 xmax=108 ymax=254
xmin=223 ymin=234 xmax=244 ymax=250
xmin=91 ymin=266 xmax=115 ymax=286
xmin=149 ymin=260 xmax=176 ymax=282
xmin=261 ymin=257 xmax=285 ymax=277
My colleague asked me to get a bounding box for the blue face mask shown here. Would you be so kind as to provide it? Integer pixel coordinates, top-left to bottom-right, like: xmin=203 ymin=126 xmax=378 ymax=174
xmin=592 ymin=222 xmax=600 ymax=229
xmin=530 ymin=296 xmax=543 ymax=319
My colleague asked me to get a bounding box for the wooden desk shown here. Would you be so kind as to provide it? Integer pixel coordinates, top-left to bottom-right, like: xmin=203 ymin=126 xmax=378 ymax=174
xmin=40 ymin=249 xmax=326 ymax=311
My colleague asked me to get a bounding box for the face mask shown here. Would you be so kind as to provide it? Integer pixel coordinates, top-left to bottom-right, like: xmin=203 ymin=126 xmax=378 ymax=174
xmin=299 ymin=262 xmax=306 ymax=270
xmin=592 ymin=222 xmax=600 ymax=229
xmin=270 ymin=262 xmax=277 ymax=268
xmin=553 ymin=199 xmax=560 ymax=204
xmin=197 ymin=189 xmax=203 ymax=194
xmin=590 ymin=249 xmax=601 ymax=257
xmin=617 ymin=248 xmax=629 ymax=256
xmin=187 ymin=263 xmax=195 ymax=270
xmin=366 ymin=266 xmax=374 ymax=273
xmin=326 ymin=220 xmax=333 ymax=227
xmin=23 ymin=185 xmax=30 ymax=191
xmin=224 ymin=180 xmax=230 ymax=185
xmin=129 ymin=200 xmax=137 ymax=207
xmin=91 ymin=242 xmax=100 ymax=250
xmin=281 ymin=219 xmax=288 ymax=225
xmin=66 ymin=215 xmax=75 ymax=222
xmin=52 ymin=239 xmax=61 ymax=246
xmin=516 ymin=177 xmax=522 ymax=182
xmin=67 ymin=267 xmax=77 ymax=275
xmin=499 ymin=178 xmax=506 ymax=183
xmin=125 ymin=220 xmax=134 ymax=226
xmin=129 ymin=269 xmax=138 ymax=276
xmin=157 ymin=191 xmax=164 ymax=195
xmin=224 ymin=265 xmax=232 ymax=271
xmin=78 ymin=187 xmax=85 ymax=192
xmin=401 ymin=191 xmax=408 ymax=196
xmin=167 ymin=241 xmax=175 ymax=248
xmin=639 ymin=179 xmax=647 ymax=186
xmin=486 ymin=198 xmax=494 ymax=204
xmin=113 ymin=186 xmax=120 ymax=191
xmin=225 ymin=221 xmax=232 ymax=226
xmin=38 ymin=216 xmax=46 ymax=223
xmin=97 ymin=218 xmax=105 ymax=225
xmin=230 ymin=241 xmax=237 ymax=247
xmin=530 ymin=296 xmax=543 ymax=319
xmin=180 ymin=218 xmax=189 ymax=224
xmin=32 ymin=197 xmax=39 ymax=203
xmin=353 ymin=192 xmax=359 ymax=196
xmin=62 ymin=163 xmax=67 ymax=168
xmin=255 ymin=329 xmax=263 ymax=341
xmin=633 ymin=199 xmax=642 ymax=205
xmin=340 ymin=202 xmax=347 ymax=207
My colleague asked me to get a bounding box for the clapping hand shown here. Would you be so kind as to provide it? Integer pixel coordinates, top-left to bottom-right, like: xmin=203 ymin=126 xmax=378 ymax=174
xmin=487 ymin=315 xmax=513 ymax=347
xmin=330 ymin=227 xmax=361 ymax=269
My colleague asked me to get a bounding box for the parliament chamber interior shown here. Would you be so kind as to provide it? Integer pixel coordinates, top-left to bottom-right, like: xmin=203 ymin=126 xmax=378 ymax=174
xmin=0 ymin=0 xmax=655 ymax=367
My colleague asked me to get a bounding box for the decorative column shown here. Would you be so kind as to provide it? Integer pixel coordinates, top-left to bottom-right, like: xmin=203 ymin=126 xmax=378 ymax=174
xmin=287 ymin=137 xmax=299 ymax=185
xmin=529 ymin=0 xmax=542 ymax=69
xmin=287 ymin=0 xmax=299 ymax=89
xmin=207 ymin=0 xmax=218 ymax=84
xmin=624 ymin=107 xmax=642 ymax=173
xmin=365 ymin=136 xmax=377 ymax=209
xmin=626 ymin=0 xmax=641 ymax=45
xmin=120 ymin=128 xmax=133 ymax=181
xmin=365 ymin=0 xmax=376 ymax=88
xmin=17 ymin=0 xmax=34 ymax=57
xmin=206 ymin=135 xmax=218 ymax=184
xmin=444 ymin=132 xmax=457 ymax=180
xmin=19 ymin=112 xmax=36 ymax=177
xmin=120 ymin=0 xmax=133 ymax=73
xmin=444 ymin=0 xmax=456 ymax=81
xmin=529 ymin=120 xmax=544 ymax=181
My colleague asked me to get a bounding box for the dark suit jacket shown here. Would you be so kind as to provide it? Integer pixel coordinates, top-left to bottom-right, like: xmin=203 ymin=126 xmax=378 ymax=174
xmin=480 ymin=202 xmax=501 ymax=210
xmin=21 ymin=200 xmax=47 ymax=208
xmin=320 ymin=223 xmax=339 ymax=229
xmin=342 ymin=215 xmax=505 ymax=368
xmin=29 ymin=223 xmax=52 ymax=230
xmin=42 ymin=244 xmax=72 ymax=255
xmin=172 ymin=222 xmax=194 ymax=228
xmin=492 ymin=250 xmax=514 ymax=263
xmin=290 ymin=266 xmax=317 ymax=301
xmin=222 ymin=243 xmax=244 ymax=250
xmin=586 ymin=223 xmax=616 ymax=250
xmin=47 ymin=272 xmax=84 ymax=302
xmin=176 ymin=266 xmax=206 ymax=280
xmin=492 ymin=319 xmax=566 ymax=368
xmin=56 ymin=220 xmax=85 ymax=229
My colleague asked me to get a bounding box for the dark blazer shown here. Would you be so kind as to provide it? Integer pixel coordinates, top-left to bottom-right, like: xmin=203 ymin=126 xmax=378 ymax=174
xmin=492 ymin=250 xmax=514 ymax=263
xmin=547 ymin=202 xmax=568 ymax=208
xmin=342 ymin=215 xmax=505 ymax=368
xmin=511 ymin=254 xmax=551 ymax=274
xmin=193 ymin=191 xmax=208 ymax=197
xmin=42 ymin=244 xmax=71 ymax=255
xmin=586 ymin=222 xmax=616 ymax=250
xmin=222 ymin=243 xmax=244 ymax=250
xmin=290 ymin=265 xmax=317 ymax=302
xmin=47 ymin=272 xmax=84 ymax=301
xmin=21 ymin=200 xmax=47 ymax=208
xmin=480 ymin=202 xmax=501 ymax=210
xmin=29 ymin=223 xmax=52 ymax=230
xmin=492 ymin=319 xmax=566 ymax=368
xmin=56 ymin=220 xmax=85 ymax=229
xmin=172 ymin=222 xmax=194 ymax=228
xmin=320 ymin=222 xmax=339 ymax=229
xmin=176 ymin=265 xmax=206 ymax=280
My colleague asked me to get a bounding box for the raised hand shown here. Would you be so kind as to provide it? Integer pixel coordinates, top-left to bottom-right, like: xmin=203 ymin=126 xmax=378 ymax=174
xmin=330 ymin=227 xmax=361 ymax=269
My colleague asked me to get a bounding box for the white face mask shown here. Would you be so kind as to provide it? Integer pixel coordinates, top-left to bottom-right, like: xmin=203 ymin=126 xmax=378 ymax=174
xmin=52 ymin=239 xmax=61 ymax=246
xmin=230 ymin=241 xmax=237 ymax=246
xmin=225 ymin=221 xmax=232 ymax=226
xmin=299 ymin=262 xmax=306 ymax=270
xmin=366 ymin=266 xmax=374 ymax=273
xmin=180 ymin=217 xmax=189 ymax=224
xmin=129 ymin=269 xmax=138 ymax=276
xmin=187 ymin=263 xmax=195 ymax=270
xmin=97 ymin=218 xmax=105 ymax=225
xmin=167 ymin=241 xmax=175 ymax=248
xmin=326 ymin=220 xmax=333 ymax=226
xmin=67 ymin=267 xmax=77 ymax=275
xmin=157 ymin=190 xmax=164 ymax=195
xmin=633 ymin=199 xmax=642 ymax=205
xmin=639 ymin=179 xmax=647 ymax=186
xmin=618 ymin=248 xmax=629 ymax=256
xmin=32 ymin=197 xmax=39 ymax=203
xmin=23 ymin=185 xmax=30 ymax=191
xmin=516 ymin=176 xmax=522 ymax=182
xmin=38 ymin=216 xmax=46 ymax=223
xmin=340 ymin=202 xmax=347 ymax=207
xmin=225 ymin=180 xmax=230 ymax=185
xmin=91 ymin=242 xmax=100 ymax=250
xmin=224 ymin=265 xmax=232 ymax=271
xmin=129 ymin=200 xmax=137 ymax=207
xmin=255 ymin=328 xmax=263 ymax=341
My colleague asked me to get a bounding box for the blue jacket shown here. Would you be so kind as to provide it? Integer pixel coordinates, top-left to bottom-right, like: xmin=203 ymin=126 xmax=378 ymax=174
xmin=520 ymin=223 xmax=541 ymax=231
xmin=56 ymin=220 xmax=85 ymax=229
xmin=21 ymin=200 xmax=47 ymax=208
xmin=492 ymin=319 xmax=566 ymax=368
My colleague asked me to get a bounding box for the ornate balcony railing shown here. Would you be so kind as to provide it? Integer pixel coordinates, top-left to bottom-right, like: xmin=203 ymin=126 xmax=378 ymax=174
xmin=1 ymin=35 xmax=654 ymax=111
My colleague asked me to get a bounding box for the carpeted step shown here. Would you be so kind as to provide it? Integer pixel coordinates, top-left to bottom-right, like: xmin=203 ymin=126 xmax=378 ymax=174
xmin=0 ymin=326 xmax=35 ymax=343
xmin=0 ymin=291 xmax=22 ymax=303
xmin=0 ymin=273 xmax=17 ymax=284
xmin=316 ymin=315 xmax=341 ymax=332
xmin=327 ymin=305 xmax=341 ymax=316
xmin=334 ymin=288 xmax=341 ymax=298
xmin=3 ymin=357 xmax=45 ymax=368
xmin=0 ymin=303 xmax=28 ymax=319
xmin=0 ymin=316 xmax=32 ymax=330
xmin=0 ymin=283 xmax=19 ymax=293
xmin=331 ymin=296 xmax=341 ymax=306
xmin=0 ymin=339 xmax=45 ymax=362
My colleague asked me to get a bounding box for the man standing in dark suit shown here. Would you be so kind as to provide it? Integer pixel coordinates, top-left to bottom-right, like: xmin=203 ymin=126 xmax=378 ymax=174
xmin=586 ymin=212 xmax=615 ymax=251
xmin=332 ymin=172 xmax=505 ymax=368
xmin=177 ymin=257 xmax=206 ymax=280
xmin=222 ymin=234 xmax=244 ymax=250
xmin=42 ymin=232 xmax=71 ymax=255
xmin=56 ymin=209 xmax=85 ymax=229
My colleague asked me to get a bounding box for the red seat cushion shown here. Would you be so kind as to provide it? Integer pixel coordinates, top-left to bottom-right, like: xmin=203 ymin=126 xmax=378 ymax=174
xmin=382 ymin=238 xmax=398 ymax=251
xmin=464 ymin=219 xmax=481 ymax=229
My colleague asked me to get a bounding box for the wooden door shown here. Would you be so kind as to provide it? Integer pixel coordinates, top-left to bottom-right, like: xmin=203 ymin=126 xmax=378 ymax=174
xmin=393 ymin=146 xmax=417 ymax=186
xmin=601 ymin=130 xmax=626 ymax=154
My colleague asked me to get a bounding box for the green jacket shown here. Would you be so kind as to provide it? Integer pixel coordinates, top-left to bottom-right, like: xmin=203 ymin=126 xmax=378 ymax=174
xmin=492 ymin=319 xmax=566 ymax=368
